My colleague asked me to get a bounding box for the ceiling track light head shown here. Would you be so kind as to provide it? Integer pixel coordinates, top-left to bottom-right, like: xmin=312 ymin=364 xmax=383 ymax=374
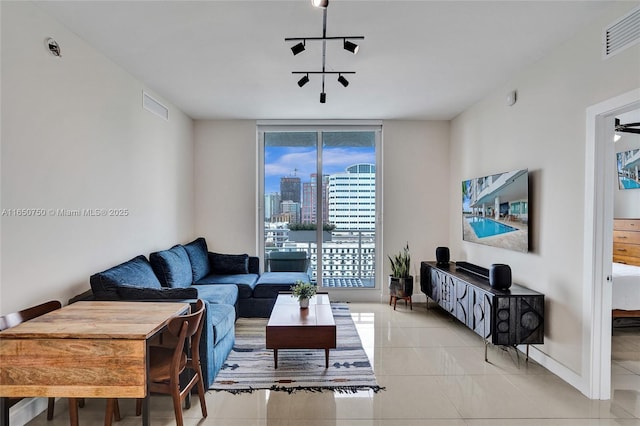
xmin=291 ymin=41 xmax=306 ymax=56
xmin=337 ymin=74 xmax=349 ymax=87
xmin=312 ymin=0 xmax=329 ymax=9
xmin=297 ymin=74 xmax=310 ymax=87
xmin=320 ymin=92 xmax=327 ymax=103
xmin=343 ymin=39 xmax=359 ymax=54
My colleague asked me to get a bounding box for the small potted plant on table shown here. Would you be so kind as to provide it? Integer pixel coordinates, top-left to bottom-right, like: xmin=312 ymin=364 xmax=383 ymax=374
xmin=291 ymin=280 xmax=317 ymax=309
xmin=388 ymin=243 xmax=413 ymax=310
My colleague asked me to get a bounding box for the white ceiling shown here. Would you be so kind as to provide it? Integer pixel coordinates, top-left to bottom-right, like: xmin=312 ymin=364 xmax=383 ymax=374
xmin=35 ymin=1 xmax=619 ymax=120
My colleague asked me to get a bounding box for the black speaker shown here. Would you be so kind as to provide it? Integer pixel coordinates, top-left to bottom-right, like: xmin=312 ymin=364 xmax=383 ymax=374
xmin=436 ymin=247 xmax=450 ymax=265
xmin=489 ymin=264 xmax=512 ymax=289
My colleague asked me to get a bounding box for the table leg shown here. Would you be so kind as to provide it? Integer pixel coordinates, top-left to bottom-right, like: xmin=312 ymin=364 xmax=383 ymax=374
xmin=1 ymin=397 xmax=8 ymax=426
xmin=68 ymin=398 xmax=79 ymax=426
xmin=325 ymin=349 xmax=330 ymax=368
xmin=141 ymin=396 xmax=150 ymax=426
xmin=274 ymin=349 xmax=278 ymax=369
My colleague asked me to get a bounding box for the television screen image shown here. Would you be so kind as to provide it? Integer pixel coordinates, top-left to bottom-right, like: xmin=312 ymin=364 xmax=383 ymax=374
xmin=616 ymin=149 xmax=640 ymax=190
xmin=462 ymin=168 xmax=529 ymax=253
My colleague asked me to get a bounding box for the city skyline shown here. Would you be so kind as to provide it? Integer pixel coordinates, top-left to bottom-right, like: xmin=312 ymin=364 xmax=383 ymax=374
xmin=264 ymin=145 xmax=375 ymax=195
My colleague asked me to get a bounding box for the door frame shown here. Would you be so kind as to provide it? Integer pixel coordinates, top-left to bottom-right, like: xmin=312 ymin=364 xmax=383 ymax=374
xmin=584 ymin=88 xmax=640 ymax=399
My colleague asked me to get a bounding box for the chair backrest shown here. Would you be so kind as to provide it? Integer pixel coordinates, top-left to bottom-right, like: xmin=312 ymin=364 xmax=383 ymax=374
xmin=164 ymin=299 xmax=205 ymax=371
xmin=268 ymin=251 xmax=309 ymax=272
xmin=0 ymin=300 xmax=62 ymax=331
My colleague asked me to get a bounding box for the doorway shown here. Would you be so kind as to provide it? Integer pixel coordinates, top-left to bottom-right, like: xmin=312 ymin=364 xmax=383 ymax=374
xmin=585 ymin=88 xmax=640 ymax=399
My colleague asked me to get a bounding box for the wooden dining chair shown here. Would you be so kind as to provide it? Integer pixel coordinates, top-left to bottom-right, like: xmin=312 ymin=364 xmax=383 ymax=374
xmin=0 ymin=300 xmax=61 ymax=421
xmin=106 ymin=299 xmax=207 ymax=426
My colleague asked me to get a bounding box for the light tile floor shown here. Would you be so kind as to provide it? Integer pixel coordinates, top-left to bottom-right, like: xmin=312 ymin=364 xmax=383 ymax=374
xmin=26 ymin=302 xmax=640 ymax=426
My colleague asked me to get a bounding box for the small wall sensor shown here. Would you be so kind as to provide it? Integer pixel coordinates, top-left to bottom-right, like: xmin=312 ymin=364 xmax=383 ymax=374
xmin=506 ymin=90 xmax=517 ymax=106
xmin=45 ymin=38 xmax=61 ymax=57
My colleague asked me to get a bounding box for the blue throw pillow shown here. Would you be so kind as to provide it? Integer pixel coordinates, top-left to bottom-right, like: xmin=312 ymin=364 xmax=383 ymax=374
xmin=116 ymin=284 xmax=197 ymax=300
xmin=90 ymin=255 xmax=162 ymax=295
xmin=149 ymin=245 xmax=193 ymax=288
xmin=183 ymin=237 xmax=210 ymax=282
xmin=210 ymin=252 xmax=249 ymax=275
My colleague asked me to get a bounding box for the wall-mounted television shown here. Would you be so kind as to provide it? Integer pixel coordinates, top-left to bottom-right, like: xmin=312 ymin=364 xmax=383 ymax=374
xmin=462 ymin=168 xmax=529 ymax=253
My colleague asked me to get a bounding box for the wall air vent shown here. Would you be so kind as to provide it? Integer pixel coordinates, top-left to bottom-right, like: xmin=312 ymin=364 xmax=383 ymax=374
xmin=603 ymin=6 xmax=640 ymax=58
xmin=142 ymin=91 xmax=169 ymax=121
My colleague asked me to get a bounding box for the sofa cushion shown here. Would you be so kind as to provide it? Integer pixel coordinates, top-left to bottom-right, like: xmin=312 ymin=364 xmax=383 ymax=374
xmin=182 ymin=237 xmax=210 ymax=282
xmin=195 ymin=273 xmax=259 ymax=299
xmin=90 ymin=255 xmax=162 ymax=297
xmin=90 ymin=282 xmax=120 ymax=301
xmin=192 ymin=284 xmax=239 ymax=306
xmin=254 ymin=272 xmax=312 ymax=299
xmin=116 ymin=285 xmax=197 ymax=300
xmin=209 ymin=253 xmax=249 ymax=275
xmin=149 ymin=245 xmax=193 ymax=289
xmin=205 ymin=303 xmax=236 ymax=346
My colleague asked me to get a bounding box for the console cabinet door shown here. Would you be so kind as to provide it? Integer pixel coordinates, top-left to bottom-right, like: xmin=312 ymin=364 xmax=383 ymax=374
xmin=420 ymin=262 xmax=432 ymax=296
xmin=470 ymin=287 xmax=492 ymax=340
xmin=515 ymin=296 xmax=545 ymax=344
xmin=440 ymin=274 xmax=456 ymax=315
xmin=492 ymin=295 xmax=545 ymax=345
xmin=454 ymin=279 xmax=470 ymax=325
xmin=429 ymin=268 xmax=442 ymax=305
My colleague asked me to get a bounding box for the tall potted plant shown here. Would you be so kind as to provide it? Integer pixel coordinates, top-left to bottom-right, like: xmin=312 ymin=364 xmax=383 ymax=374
xmin=388 ymin=243 xmax=413 ymax=298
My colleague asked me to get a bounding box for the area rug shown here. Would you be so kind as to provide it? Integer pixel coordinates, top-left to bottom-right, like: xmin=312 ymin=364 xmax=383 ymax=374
xmin=210 ymin=303 xmax=384 ymax=394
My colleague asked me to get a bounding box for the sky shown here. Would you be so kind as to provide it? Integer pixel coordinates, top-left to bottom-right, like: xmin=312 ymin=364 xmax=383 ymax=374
xmin=264 ymin=146 xmax=375 ymax=194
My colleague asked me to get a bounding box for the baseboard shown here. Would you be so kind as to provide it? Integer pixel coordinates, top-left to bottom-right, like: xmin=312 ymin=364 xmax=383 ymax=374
xmin=8 ymin=397 xmax=49 ymax=426
xmin=520 ymin=344 xmax=586 ymax=397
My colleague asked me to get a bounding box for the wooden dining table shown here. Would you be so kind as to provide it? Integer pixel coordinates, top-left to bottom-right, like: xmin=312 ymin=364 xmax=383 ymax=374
xmin=0 ymin=300 xmax=190 ymax=426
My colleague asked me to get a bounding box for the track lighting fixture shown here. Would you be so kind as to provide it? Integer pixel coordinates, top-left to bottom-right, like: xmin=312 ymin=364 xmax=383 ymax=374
xmin=285 ymin=1 xmax=364 ymax=102
xmin=343 ymin=39 xmax=359 ymax=54
xmin=291 ymin=41 xmax=305 ymax=56
xmin=337 ymin=74 xmax=349 ymax=87
xmin=297 ymin=74 xmax=310 ymax=87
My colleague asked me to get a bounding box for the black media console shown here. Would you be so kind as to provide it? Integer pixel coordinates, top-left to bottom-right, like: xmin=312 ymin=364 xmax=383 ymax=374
xmin=420 ymin=261 xmax=544 ymax=361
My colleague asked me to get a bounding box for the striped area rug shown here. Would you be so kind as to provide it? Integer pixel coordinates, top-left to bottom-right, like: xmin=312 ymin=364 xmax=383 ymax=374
xmin=210 ymin=303 xmax=384 ymax=394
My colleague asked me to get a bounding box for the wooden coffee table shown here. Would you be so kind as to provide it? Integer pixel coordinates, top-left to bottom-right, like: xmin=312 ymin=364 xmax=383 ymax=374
xmin=266 ymin=293 xmax=336 ymax=369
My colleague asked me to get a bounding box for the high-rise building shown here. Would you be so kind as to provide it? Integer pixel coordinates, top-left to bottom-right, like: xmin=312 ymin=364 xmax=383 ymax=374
xmin=328 ymin=164 xmax=376 ymax=230
xmin=280 ymin=200 xmax=301 ymax=224
xmin=302 ymin=174 xmax=329 ymax=224
xmin=264 ymin=192 xmax=281 ymax=221
xmin=280 ymin=176 xmax=301 ymax=203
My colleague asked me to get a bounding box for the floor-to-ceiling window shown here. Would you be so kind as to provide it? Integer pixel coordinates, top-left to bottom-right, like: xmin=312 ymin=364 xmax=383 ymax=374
xmin=258 ymin=124 xmax=381 ymax=291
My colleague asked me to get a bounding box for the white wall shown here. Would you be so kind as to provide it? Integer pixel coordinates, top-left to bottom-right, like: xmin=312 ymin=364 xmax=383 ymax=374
xmin=0 ymin=2 xmax=195 ymax=313
xmin=194 ymin=120 xmax=258 ymax=255
xmin=449 ymin=1 xmax=640 ymax=387
xmin=193 ymin=120 xmax=451 ymax=299
xmin=381 ymin=121 xmax=450 ymax=296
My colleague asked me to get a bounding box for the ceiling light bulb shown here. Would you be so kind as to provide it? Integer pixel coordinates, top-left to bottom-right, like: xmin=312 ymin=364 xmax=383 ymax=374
xmin=291 ymin=42 xmax=306 ymax=56
xmin=343 ymin=40 xmax=359 ymax=54
xmin=320 ymin=92 xmax=327 ymax=103
xmin=312 ymin=0 xmax=329 ymax=8
xmin=338 ymin=75 xmax=349 ymax=87
xmin=297 ymin=75 xmax=310 ymax=87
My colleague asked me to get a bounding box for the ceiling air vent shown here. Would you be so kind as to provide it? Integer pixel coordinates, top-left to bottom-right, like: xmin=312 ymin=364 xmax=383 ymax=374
xmin=142 ymin=91 xmax=169 ymax=121
xmin=603 ymin=6 xmax=640 ymax=58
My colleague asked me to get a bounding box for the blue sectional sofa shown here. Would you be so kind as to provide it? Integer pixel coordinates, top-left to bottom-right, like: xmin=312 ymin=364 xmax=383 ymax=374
xmin=88 ymin=237 xmax=310 ymax=387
